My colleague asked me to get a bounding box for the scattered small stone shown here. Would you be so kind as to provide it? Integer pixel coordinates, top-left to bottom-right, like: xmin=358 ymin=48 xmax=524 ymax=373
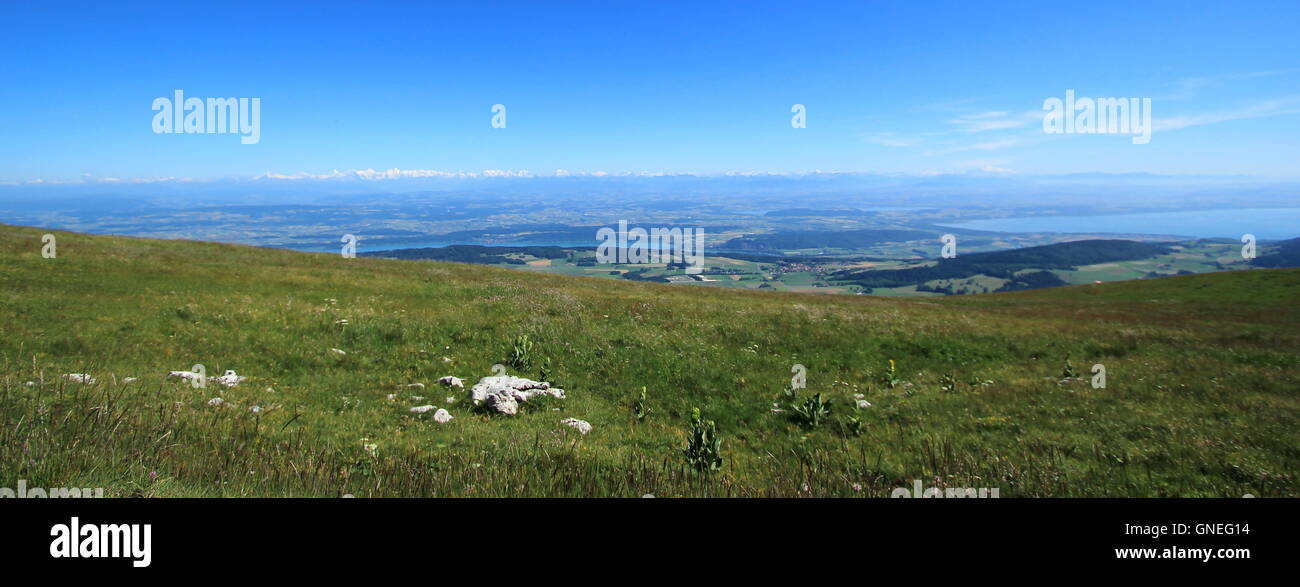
xmin=407 ymin=383 xmax=426 ymax=390
xmin=409 ymin=405 xmax=435 ymax=414
xmin=207 ymin=397 xmax=225 ymax=407
xmin=62 ymin=373 xmax=95 ymax=384
xmin=438 ymin=376 xmax=464 ymax=388
xmin=213 ymin=370 xmax=245 ymax=387
xmin=433 ymin=409 xmax=453 ymax=424
xmin=330 ymin=348 xmax=347 ymax=355
xmin=561 ymin=418 xmax=592 ymax=435
xmin=123 ymin=377 xmax=139 ymax=383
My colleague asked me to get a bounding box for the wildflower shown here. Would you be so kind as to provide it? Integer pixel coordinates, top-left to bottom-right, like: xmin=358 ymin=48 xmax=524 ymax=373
xmin=852 ymin=483 xmax=863 ymax=492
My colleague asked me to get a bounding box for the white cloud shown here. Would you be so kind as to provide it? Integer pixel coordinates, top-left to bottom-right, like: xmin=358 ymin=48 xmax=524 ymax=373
xmin=1155 ymin=97 xmax=1300 ymax=132
xmin=948 ymin=110 xmax=1038 ymax=133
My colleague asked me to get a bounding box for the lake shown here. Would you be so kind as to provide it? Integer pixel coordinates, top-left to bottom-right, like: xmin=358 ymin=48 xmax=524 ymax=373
xmin=940 ymin=208 xmax=1300 ymax=241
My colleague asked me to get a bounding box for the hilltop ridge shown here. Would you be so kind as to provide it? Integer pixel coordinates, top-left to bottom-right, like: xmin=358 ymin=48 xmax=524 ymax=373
xmin=1 ymin=225 xmax=1296 ymax=497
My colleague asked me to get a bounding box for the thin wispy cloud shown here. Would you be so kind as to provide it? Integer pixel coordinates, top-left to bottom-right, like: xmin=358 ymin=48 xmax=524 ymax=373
xmin=1165 ymin=69 xmax=1300 ymax=100
xmin=948 ymin=110 xmax=1038 ymax=133
xmin=1156 ymin=97 xmax=1300 ymax=132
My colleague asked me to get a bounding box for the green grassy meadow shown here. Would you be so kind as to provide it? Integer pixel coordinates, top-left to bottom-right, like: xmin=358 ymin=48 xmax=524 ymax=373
xmin=1 ymin=225 xmax=1296 ymax=497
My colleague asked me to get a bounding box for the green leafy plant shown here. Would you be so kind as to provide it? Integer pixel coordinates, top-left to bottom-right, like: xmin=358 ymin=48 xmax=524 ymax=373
xmin=538 ymin=355 xmax=552 ymax=382
xmin=790 ymin=393 xmax=832 ymax=429
xmin=843 ymin=402 xmax=866 ymax=436
xmin=634 ymin=386 xmax=650 ymax=421
xmin=881 ymin=359 xmax=901 ymax=388
xmin=508 ymin=334 xmax=535 ymax=371
xmin=781 ymin=383 xmax=799 ymax=403
xmin=683 ymin=408 xmax=723 ymax=472
xmin=1061 ymin=357 xmax=1079 ymax=379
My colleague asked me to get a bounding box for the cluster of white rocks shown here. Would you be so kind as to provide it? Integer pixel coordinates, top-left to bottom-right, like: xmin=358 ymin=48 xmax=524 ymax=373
xmin=408 ymin=405 xmax=454 ymax=423
xmin=167 ymin=369 xmax=245 ymax=387
xmin=468 ymin=375 xmax=565 ymax=415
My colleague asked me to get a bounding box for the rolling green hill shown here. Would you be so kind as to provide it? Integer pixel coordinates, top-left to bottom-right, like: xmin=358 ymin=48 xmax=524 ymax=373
xmin=834 ymin=239 xmax=1173 ymax=290
xmin=1 ymin=225 xmax=1296 ymax=497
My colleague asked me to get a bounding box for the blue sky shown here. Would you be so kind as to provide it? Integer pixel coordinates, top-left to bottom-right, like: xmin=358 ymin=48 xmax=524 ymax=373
xmin=1 ymin=0 xmax=1298 ymax=184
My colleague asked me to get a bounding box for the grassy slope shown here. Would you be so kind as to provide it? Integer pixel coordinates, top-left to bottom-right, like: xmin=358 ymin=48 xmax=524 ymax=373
xmin=1 ymin=225 xmax=1297 ymax=497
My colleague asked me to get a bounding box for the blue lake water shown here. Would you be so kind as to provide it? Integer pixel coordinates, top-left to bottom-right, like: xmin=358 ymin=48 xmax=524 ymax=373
xmin=940 ymin=208 xmax=1300 ymax=241
xmin=286 ymin=240 xmax=595 ymax=253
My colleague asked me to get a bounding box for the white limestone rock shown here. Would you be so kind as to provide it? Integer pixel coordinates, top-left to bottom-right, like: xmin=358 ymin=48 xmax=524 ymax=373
xmin=468 ymin=375 xmax=565 ymax=414
xmin=561 ymin=418 xmax=592 ymax=435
